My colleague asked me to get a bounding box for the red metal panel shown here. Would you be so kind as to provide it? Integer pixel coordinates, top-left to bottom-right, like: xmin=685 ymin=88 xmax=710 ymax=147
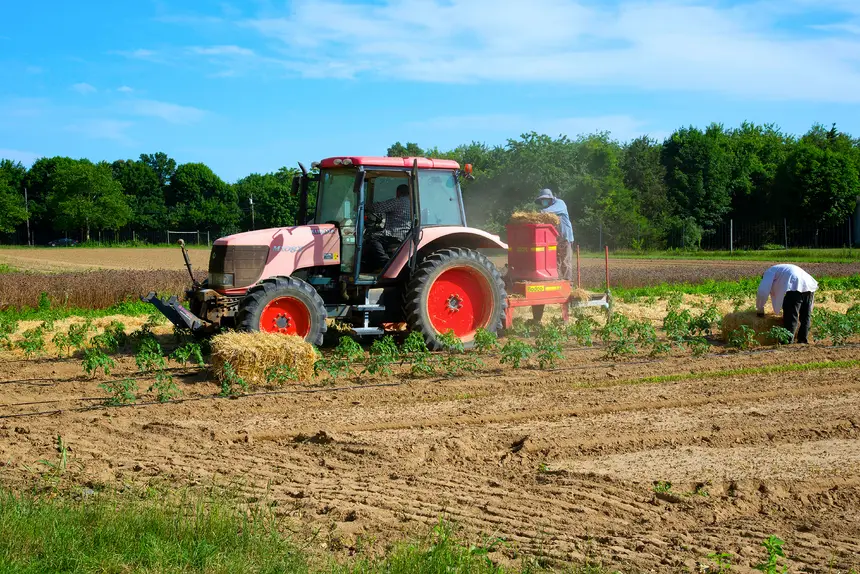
xmin=505 ymin=223 xmax=559 ymax=281
xmin=319 ymin=157 xmax=460 ymax=170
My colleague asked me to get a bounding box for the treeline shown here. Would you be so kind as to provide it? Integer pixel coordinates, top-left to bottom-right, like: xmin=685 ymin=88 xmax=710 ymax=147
xmin=1 ymin=122 xmax=859 ymax=248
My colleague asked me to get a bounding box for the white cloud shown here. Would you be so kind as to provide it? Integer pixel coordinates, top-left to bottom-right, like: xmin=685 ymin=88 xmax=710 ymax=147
xmin=0 ymin=148 xmax=40 ymax=166
xmin=71 ymin=82 xmax=97 ymax=95
xmin=124 ymin=99 xmax=206 ymax=124
xmin=66 ymin=119 xmax=135 ymax=144
xmin=242 ymin=0 xmax=860 ymax=102
xmin=117 ymin=85 xmax=134 ymax=93
xmin=191 ymin=45 xmax=254 ymax=56
xmin=115 ymin=49 xmax=159 ymax=60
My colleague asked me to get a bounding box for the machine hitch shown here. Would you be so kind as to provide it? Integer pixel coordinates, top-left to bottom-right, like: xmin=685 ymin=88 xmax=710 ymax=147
xmin=141 ymin=292 xmax=206 ymax=332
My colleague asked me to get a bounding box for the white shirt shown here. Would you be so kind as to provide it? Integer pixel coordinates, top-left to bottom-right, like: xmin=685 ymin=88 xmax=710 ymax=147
xmin=756 ymin=264 xmax=818 ymax=314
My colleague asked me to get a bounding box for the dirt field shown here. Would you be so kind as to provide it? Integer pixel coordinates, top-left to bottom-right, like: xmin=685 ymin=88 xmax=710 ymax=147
xmin=2 ymin=247 xmax=858 ymax=289
xmin=2 ymin=319 xmax=859 ymax=572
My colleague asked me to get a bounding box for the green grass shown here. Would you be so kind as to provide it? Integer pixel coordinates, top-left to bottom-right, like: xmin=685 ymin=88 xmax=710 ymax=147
xmin=0 ymin=489 xmax=596 ymax=574
xmin=633 ymin=359 xmax=860 ymax=386
xmin=0 ymin=263 xmax=18 ymax=274
xmin=0 ymin=299 xmax=155 ymax=323
xmin=614 ymin=275 xmax=860 ymax=300
xmin=581 ymin=248 xmax=860 ymax=263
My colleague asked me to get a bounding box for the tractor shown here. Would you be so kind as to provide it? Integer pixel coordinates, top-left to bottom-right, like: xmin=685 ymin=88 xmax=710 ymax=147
xmin=144 ymin=156 xmax=509 ymax=350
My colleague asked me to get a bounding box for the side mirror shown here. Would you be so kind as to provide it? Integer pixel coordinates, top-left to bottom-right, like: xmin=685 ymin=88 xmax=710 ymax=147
xmin=462 ymin=163 xmax=475 ymax=181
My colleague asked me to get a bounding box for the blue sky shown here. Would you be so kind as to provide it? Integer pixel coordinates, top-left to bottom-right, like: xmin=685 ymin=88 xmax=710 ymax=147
xmin=2 ymin=0 xmax=860 ymax=182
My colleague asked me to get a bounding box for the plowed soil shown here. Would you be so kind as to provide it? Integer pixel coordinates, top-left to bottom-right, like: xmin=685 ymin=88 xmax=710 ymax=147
xmin=2 ymin=342 xmax=859 ymax=572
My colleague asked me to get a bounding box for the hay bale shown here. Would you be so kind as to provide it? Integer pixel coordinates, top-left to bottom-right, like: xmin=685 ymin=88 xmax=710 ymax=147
xmin=508 ymin=211 xmax=560 ymax=226
xmin=721 ymin=311 xmax=784 ymax=344
xmin=210 ymin=331 xmax=317 ymax=385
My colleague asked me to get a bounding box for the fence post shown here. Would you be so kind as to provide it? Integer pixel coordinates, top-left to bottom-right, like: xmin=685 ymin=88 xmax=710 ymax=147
xmin=784 ymin=218 xmax=788 ymax=250
xmin=207 ymin=231 xmax=210 ymax=247
xmin=599 ymin=224 xmax=602 ymax=251
xmin=197 ymin=230 xmax=201 ymax=245
xmin=849 ymin=217 xmax=853 ymax=249
xmin=166 ymin=231 xmax=170 ymax=245
xmin=729 ymin=219 xmax=733 ymax=253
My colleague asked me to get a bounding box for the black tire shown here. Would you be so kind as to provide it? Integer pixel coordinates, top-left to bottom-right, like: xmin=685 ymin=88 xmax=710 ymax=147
xmin=235 ymin=276 xmax=327 ymax=346
xmin=404 ymin=248 xmax=507 ymax=351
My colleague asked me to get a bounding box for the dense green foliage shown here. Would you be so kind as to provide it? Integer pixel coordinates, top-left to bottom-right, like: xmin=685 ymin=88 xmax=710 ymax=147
xmin=2 ymin=121 xmax=859 ymax=247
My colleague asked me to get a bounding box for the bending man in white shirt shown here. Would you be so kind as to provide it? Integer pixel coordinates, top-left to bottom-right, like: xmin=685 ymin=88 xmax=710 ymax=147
xmin=756 ymin=264 xmax=818 ymax=344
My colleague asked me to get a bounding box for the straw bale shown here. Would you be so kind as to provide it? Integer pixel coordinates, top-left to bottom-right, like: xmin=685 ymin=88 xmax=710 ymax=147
xmin=508 ymin=211 xmax=560 ymax=226
xmin=721 ymin=311 xmax=784 ymax=344
xmin=211 ymin=331 xmax=317 ymax=385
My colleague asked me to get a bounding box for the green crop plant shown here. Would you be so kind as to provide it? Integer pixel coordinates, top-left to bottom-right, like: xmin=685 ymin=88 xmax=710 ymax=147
xmin=706 ymin=552 xmax=734 ymax=574
xmin=652 ymin=481 xmax=673 ymax=494
xmin=689 ymin=305 xmax=722 ymax=337
xmin=40 ymin=318 xmax=55 ymax=332
xmin=765 ymin=326 xmax=793 ymax=345
xmin=66 ymin=322 xmax=92 ymax=353
xmin=728 ymin=325 xmax=759 ymax=351
xmin=265 ymin=364 xmax=299 ymax=386
xmin=601 ymin=314 xmax=638 ymax=359
xmin=535 ymin=325 xmax=564 ymax=369
xmin=649 ymin=341 xmax=673 ymax=357
xmin=218 ymin=362 xmax=248 ymax=398
xmin=0 ymin=316 xmax=18 ymax=349
xmin=500 ymin=338 xmax=534 ymax=368
xmin=16 ymin=327 xmax=46 ymax=358
xmin=567 ymin=313 xmax=596 ymax=346
xmin=474 ymin=327 xmax=498 ymax=352
xmin=685 ymin=336 xmax=710 ymax=357
xmin=400 ymin=331 xmax=435 ymax=377
xmin=171 ymin=342 xmax=205 ymax=368
xmin=363 ymin=335 xmax=399 ymax=376
xmin=510 ymin=317 xmax=534 ymax=338
xmin=82 ymin=348 xmax=115 ymax=378
xmin=136 ymin=338 xmax=166 ymax=372
xmin=315 ymin=336 xmax=364 ymax=379
xmin=90 ymin=330 xmax=120 ymax=354
xmin=98 ymin=378 xmax=138 ymax=406
xmin=663 ymin=307 xmax=693 ymax=343
xmin=150 ymin=370 xmax=181 ymax=403
xmin=754 ymin=536 xmax=789 ymax=574
xmin=437 ymin=330 xmax=475 ymax=376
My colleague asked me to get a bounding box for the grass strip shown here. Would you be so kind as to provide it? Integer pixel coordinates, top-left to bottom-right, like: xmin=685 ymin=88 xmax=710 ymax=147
xmin=613 ymin=275 xmax=860 ymax=300
xmin=633 ymin=359 xmax=860 ymax=386
xmin=580 ymin=248 xmax=860 ymax=263
xmin=0 ymin=488 xmax=598 ymax=574
xmin=0 ymin=299 xmax=155 ymax=323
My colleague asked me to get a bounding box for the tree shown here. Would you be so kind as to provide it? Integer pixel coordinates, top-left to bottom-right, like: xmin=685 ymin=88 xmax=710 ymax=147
xmin=112 ymin=159 xmax=166 ymax=230
xmin=233 ymin=168 xmax=299 ymax=230
xmin=168 ymin=163 xmax=239 ymax=232
xmin=661 ymin=124 xmax=733 ymax=231
xmin=776 ymin=143 xmax=860 ymax=228
xmin=47 ymin=160 xmax=132 ymax=240
xmin=0 ymin=160 xmax=27 ymax=234
xmin=726 ymin=123 xmax=792 ymax=220
xmin=386 ymin=142 xmax=424 ymax=158
xmin=140 ymin=152 xmax=177 ymax=189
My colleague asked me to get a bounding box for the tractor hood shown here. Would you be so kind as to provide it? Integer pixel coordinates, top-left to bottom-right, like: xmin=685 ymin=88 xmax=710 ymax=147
xmin=209 ymin=224 xmax=341 ymax=291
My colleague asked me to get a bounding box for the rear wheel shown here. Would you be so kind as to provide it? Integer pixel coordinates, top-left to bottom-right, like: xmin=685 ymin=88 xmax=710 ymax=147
xmin=404 ymin=248 xmax=506 ymax=350
xmin=235 ymin=276 xmax=327 ymax=345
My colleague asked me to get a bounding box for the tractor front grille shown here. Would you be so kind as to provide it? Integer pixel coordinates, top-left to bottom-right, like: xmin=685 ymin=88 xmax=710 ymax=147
xmin=208 ymin=245 xmax=269 ymax=289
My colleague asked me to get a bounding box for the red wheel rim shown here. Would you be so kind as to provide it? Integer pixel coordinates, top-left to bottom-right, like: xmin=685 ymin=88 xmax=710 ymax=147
xmin=260 ymin=297 xmax=311 ymax=337
xmin=426 ymin=267 xmax=493 ymax=339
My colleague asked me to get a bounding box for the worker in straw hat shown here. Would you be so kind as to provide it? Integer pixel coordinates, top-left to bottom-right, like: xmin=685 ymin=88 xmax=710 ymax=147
xmin=535 ymin=188 xmax=574 ymax=282
xmin=756 ymin=264 xmax=818 ymax=344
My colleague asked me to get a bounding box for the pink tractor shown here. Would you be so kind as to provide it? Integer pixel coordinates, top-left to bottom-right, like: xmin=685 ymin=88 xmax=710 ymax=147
xmin=144 ymin=156 xmax=508 ymax=349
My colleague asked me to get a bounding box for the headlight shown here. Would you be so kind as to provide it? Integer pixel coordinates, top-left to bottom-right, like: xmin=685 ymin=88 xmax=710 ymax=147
xmin=209 ymin=272 xmax=234 ymax=287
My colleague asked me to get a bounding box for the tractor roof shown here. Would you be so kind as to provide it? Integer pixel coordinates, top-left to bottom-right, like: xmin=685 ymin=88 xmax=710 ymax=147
xmin=318 ymin=156 xmax=460 ymax=170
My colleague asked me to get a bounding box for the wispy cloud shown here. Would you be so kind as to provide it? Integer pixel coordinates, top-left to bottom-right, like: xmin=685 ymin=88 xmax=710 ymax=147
xmin=117 ymin=85 xmax=134 ymax=93
xmin=124 ymin=99 xmax=206 ymax=124
xmin=0 ymin=148 xmax=40 ymax=166
xmin=66 ymin=119 xmax=135 ymax=144
xmin=114 ymin=48 xmax=160 ymax=61
xmin=71 ymin=82 xmax=97 ymax=95
xmin=190 ymin=45 xmax=254 ymax=56
xmin=240 ymin=0 xmax=860 ymax=102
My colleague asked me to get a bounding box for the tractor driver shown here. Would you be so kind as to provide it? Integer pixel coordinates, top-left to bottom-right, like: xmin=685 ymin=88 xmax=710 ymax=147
xmin=364 ymin=183 xmax=411 ymax=271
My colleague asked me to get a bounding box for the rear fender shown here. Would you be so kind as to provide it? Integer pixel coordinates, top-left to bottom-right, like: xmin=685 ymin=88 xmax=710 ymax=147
xmin=381 ymin=227 xmax=508 ymax=280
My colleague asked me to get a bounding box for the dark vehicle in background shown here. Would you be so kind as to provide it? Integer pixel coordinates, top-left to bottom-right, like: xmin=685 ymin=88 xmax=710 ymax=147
xmin=48 ymin=238 xmax=79 ymax=247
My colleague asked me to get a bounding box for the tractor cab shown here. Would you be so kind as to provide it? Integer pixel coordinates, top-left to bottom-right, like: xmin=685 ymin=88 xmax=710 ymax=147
xmin=297 ymin=157 xmax=467 ymax=283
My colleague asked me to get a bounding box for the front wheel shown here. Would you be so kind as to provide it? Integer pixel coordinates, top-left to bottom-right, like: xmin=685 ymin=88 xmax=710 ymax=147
xmin=404 ymin=248 xmax=507 ymax=350
xmin=235 ymin=276 xmax=327 ymax=345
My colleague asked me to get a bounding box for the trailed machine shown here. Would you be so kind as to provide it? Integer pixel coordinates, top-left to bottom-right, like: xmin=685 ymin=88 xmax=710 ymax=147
xmin=144 ymin=156 xmax=508 ymax=349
